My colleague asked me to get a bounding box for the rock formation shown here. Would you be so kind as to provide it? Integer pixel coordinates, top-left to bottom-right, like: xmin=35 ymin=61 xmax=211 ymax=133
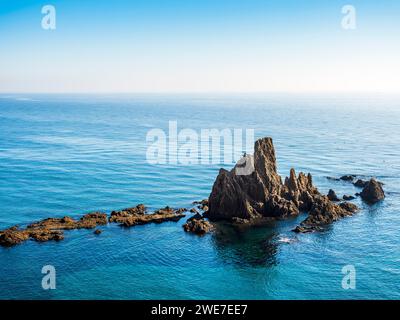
xmin=193 ymin=200 xmax=209 ymax=213
xmin=340 ymin=175 xmax=356 ymax=181
xmin=0 ymin=212 xmax=107 ymax=246
xmin=109 ymin=204 xmax=146 ymax=223
xmin=354 ymin=179 xmax=369 ymax=188
xmin=1 ymin=206 xmax=186 ymax=247
xmin=360 ymin=178 xmax=385 ymax=204
xmin=326 ymin=174 xmax=385 ymax=204
xmin=207 ymin=137 xmax=359 ymax=233
xmin=293 ymin=196 xmax=358 ymax=233
xmin=28 ymin=212 xmax=108 ymax=230
xmin=327 ymin=189 xmax=340 ymax=202
xmin=109 ymin=205 xmax=186 ymax=227
xmin=183 ymin=214 xmax=214 ymax=235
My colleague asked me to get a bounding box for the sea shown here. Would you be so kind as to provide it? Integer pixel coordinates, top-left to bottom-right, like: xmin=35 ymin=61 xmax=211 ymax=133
xmin=0 ymin=93 xmax=399 ymax=299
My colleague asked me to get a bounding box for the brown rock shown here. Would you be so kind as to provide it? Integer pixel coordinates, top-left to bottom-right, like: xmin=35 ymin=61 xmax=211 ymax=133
xmin=0 ymin=226 xmax=30 ymax=246
xmin=183 ymin=218 xmax=213 ymax=235
xmin=1 ymin=211 xmax=107 ymax=246
xmin=109 ymin=204 xmax=146 ymax=223
xmin=79 ymin=212 xmax=108 ymax=229
xmin=360 ymin=179 xmax=385 ymax=204
xmin=110 ymin=206 xmax=186 ymax=227
xmin=29 ymin=229 xmax=64 ymax=242
xmin=193 ymin=199 xmax=209 ymax=210
xmin=293 ymin=196 xmax=359 ymax=233
xmin=327 ymin=189 xmax=340 ymax=202
xmin=354 ymin=179 xmax=368 ymax=188
xmin=27 ymin=212 xmax=107 ymax=230
xmin=207 ymin=137 xmax=360 ymax=233
xmin=175 ymin=208 xmax=187 ymax=214
xmin=340 ymin=175 xmax=355 ymax=181
xmin=188 ymin=213 xmax=203 ymax=221
xmin=208 ymin=137 xmax=319 ymax=221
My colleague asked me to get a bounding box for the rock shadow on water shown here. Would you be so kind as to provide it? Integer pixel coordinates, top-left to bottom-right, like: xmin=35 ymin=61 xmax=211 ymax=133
xmin=210 ymin=222 xmax=279 ymax=268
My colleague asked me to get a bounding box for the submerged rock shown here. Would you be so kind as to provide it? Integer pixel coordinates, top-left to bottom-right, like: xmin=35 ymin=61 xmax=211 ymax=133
xmin=343 ymin=195 xmax=356 ymax=201
xmin=327 ymin=176 xmax=340 ymax=181
xmin=340 ymin=175 xmax=356 ymax=181
xmin=207 ymin=137 xmax=359 ymax=233
xmin=360 ymin=179 xmax=385 ymax=204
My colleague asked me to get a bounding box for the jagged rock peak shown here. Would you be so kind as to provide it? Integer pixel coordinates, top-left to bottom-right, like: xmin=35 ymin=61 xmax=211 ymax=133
xmin=207 ymin=137 xmax=319 ymax=222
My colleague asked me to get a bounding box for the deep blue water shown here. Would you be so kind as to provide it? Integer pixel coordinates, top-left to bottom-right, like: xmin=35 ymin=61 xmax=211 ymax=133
xmin=0 ymin=94 xmax=399 ymax=299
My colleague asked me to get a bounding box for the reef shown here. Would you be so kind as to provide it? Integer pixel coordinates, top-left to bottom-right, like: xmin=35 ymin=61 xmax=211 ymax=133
xmin=0 ymin=206 xmax=187 ymax=246
xmin=0 ymin=212 xmax=107 ymax=246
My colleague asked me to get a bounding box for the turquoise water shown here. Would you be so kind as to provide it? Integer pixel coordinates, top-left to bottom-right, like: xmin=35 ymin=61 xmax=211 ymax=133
xmin=0 ymin=94 xmax=399 ymax=299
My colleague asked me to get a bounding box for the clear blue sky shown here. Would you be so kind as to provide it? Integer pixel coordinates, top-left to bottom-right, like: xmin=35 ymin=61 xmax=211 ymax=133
xmin=0 ymin=0 xmax=399 ymax=93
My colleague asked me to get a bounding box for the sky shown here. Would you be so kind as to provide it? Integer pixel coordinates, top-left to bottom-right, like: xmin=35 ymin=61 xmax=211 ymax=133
xmin=0 ymin=0 xmax=399 ymax=93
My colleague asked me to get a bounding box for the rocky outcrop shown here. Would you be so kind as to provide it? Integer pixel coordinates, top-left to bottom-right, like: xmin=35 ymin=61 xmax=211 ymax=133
xmin=293 ymin=196 xmax=358 ymax=233
xmin=340 ymin=175 xmax=356 ymax=181
xmin=360 ymin=179 xmax=385 ymax=204
xmin=109 ymin=204 xmax=146 ymax=223
xmin=193 ymin=199 xmax=209 ymax=211
xmin=354 ymin=179 xmax=369 ymax=188
xmin=327 ymin=174 xmax=385 ymax=204
xmin=1 ymin=206 xmax=186 ymax=247
xmin=0 ymin=227 xmax=31 ymax=246
xmin=207 ymin=137 xmax=359 ymax=233
xmin=183 ymin=214 xmax=213 ymax=235
xmin=0 ymin=212 xmax=107 ymax=246
xmin=110 ymin=205 xmax=186 ymax=227
xmin=327 ymin=189 xmax=340 ymax=202
xmin=343 ymin=195 xmax=355 ymax=201
xmin=27 ymin=212 xmax=108 ymax=230
xmin=207 ymin=138 xmax=319 ymax=221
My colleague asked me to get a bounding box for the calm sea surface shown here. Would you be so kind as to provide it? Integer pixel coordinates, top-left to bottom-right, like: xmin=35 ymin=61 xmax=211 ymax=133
xmin=0 ymin=94 xmax=399 ymax=299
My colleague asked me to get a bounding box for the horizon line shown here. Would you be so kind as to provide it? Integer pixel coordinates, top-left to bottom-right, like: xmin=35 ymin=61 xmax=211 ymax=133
xmin=1 ymin=91 xmax=400 ymax=96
